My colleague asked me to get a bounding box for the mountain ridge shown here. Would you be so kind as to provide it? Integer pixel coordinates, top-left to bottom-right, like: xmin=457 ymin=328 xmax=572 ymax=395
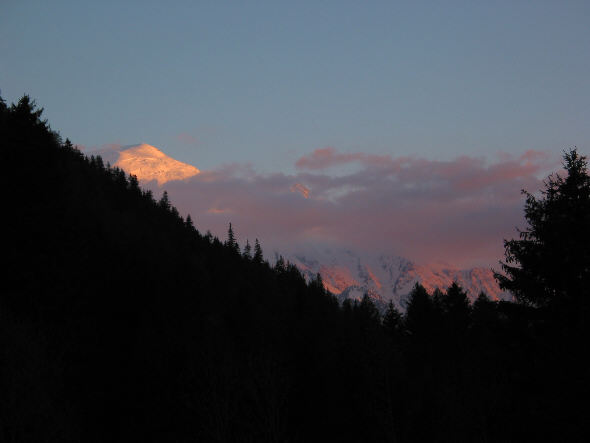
xmin=280 ymin=248 xmax=508 ymax=310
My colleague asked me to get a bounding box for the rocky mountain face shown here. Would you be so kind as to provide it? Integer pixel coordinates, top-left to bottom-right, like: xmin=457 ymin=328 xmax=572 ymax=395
xmin=280 ymin=248 xmax=509 ymax=310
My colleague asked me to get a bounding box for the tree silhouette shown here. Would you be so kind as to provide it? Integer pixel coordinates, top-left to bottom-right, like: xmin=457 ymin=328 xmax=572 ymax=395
xmin=496 ymin=149 xmax=590 ymax=307
xmin=404 ymin=283 xmax=435 ymax=339
xmin=185 ymin=214 xmax=195 ymax=230
xmin=440 ymin=282 xmax=471 ymax=333
xmin=253 ymin=238 xmax=263 ymax=264
xmin=159 ymin=190 xmax=171 ymax=211
xmin=358 ymin=293 xmax=380 ymax=327
xmin=243 ymin=239 xmax=252 ymax=259
xmin=226 ymin=222 xmax=239 ymax=253
xmin=382 ymin=300 xmax=403 ymax=339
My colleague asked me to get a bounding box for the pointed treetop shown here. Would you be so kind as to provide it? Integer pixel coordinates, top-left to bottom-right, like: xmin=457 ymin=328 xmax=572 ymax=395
xmin=185 ymin=214 xmax=194 ymax=229
xmin=243 ymin=239 xmax=252 ymax=259
xmin=383 ymin=300 xmax=403 ymax=334
xmin=226 ymin=222 xmax=240 ymax=253
xmin=253 ymin=238 xmax=263 ymax=263
xmin=159 ymin=191 xmax=170 ymax=210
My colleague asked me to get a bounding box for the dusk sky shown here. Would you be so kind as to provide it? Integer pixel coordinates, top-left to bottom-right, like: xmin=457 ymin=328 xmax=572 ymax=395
xmin=2 ymin=1 xmax=590 ymax=267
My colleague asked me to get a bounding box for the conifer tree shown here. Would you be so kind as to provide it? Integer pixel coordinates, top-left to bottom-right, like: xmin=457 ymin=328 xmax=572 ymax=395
xmin=253 ymin=238 xmax=263 ymax=263
xmin=358 ymin=294 xmax=380 ymax=331
xmin=185 ymin=214 xmax=195 ymax=231
xmin=440 ymin=282 xmax=471 ymax=331
xmin=128 ymin=174 xmax=139 ymax=191
xmin=471 ymin=292 xmax=497 ymax=332
xmin=275 ymin=255 xmax=286 ymax=272
xmin=96 ymin=155 xmax=105 ymax=171
xmin=383 ymin=300 xmax=403 ymax=338
xmin=309 ymin=272 xmax=326 ymax=295
xmin=63 ymin=138 xmax=74 ymax=151
xmin=226 ymin=223 xmax=239 ymax=253
xmin=159 ymin=191 xmax=171 ymax=211
xmin=243 ymin=239 xmax=252 ymax=259
xmin=404 ymin=283 xmax=434 ymax=338
xmin=496 ymin=149 xmax=590 ymax=307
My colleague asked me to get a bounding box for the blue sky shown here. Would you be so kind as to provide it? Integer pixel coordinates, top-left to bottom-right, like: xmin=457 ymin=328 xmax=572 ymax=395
xmin=2 ymin=1 xmax=589 ymax=173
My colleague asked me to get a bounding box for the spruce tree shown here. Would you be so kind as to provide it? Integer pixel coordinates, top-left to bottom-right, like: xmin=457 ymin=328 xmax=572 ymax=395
xmin=358 ymin=294 xmax=380 ymax=331
xmin=159 ymin=191 xmax=171 ymax=211
xmin=383 ymin=300 xmax=403 ymax=339
xmin=404 ymin=283 xmax=435 ymax=338
xmin=253 ymin=238 xmax=263 ymax=263
xmin=128 ymin=174 xmax=139 ymax=192
xmin=440 ymin=282 xmax=471 ymax=332
xmin=243 ymin=239 xmax=252 ymax=259
xmin=471 ymin=292 xmax=497 ymax=333
xmin=226 ymin=223 xmax=239 ymax=253
xmin=496 ymin=149 xmax=590 ymax=307
xmin=63 ymin=138 xmax=74 ymax=151
xmin=275 ymin=255 xmax=286 ymax=272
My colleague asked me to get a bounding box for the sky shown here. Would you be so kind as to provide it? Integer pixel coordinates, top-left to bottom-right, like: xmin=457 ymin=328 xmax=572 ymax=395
xmin=2 ymin=1 xmax=589 ymax=267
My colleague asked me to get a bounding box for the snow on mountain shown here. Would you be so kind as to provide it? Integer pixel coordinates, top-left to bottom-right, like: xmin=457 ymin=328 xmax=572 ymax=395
xmin=92 ymin=143 xmax=200 ymax=185
xmin=280 ymin=247 xmax=509 ymax=310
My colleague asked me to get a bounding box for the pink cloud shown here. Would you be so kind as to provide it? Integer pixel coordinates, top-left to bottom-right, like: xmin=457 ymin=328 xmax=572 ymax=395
xmin=151 ymin=148 xmax=562 ymax=268
xmin=290 ymin=183 xmax=310 ymax=198
xmin=207 ymin=207 xmax=233 ymax=214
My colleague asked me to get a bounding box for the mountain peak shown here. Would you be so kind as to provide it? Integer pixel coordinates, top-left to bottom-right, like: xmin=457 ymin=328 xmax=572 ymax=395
xmin=115 ymin=144 xmax=200 ymax=185
xmin=122 ymin=143 xmax=167 ymax=158
xmin=92 ymin=143 xmax=200 ymax=185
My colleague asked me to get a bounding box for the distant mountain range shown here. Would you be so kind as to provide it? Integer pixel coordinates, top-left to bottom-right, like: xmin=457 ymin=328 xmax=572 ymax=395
xmin=279 ymin=248 xmax=509 ymax=310
xmin=91 ymin=143 xmax=509 ymax=307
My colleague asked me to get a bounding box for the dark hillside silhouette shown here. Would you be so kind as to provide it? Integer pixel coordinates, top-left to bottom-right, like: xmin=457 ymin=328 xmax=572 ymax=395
xmin=1 ymin=95 xmax=588 ymax=442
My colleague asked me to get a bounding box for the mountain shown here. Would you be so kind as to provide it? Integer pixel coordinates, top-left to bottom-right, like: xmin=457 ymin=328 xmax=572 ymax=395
xmin=92 ymin=143 xmax=200 ymax=185
xmin=281 ymin=248 xmax=508 ymax=309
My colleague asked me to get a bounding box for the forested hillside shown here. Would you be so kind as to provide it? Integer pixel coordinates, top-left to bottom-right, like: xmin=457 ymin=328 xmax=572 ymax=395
xmin=1 ymin=96 xmax=587 ymax=442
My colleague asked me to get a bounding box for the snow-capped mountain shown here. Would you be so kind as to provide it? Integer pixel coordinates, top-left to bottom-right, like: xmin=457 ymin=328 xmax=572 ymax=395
xmin=280 ymin=247 xmax=509 ymax=310
xmin=91 ymin=143 xmax=200 ymax=185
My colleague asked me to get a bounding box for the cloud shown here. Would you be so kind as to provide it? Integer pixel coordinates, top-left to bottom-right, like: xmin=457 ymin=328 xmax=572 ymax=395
xmin=148 ymin=148 xmax=561 ymax=268
xmin=290 ymin=183 xmax=310 ymax=198
xmin=207 ymin=207 xmax=233 ymax=214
